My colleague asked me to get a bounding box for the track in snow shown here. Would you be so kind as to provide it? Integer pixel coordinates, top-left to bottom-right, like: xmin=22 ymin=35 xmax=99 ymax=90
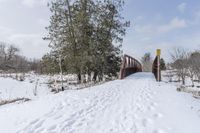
xmin=1 ymin=73 xmax=200 ymax=133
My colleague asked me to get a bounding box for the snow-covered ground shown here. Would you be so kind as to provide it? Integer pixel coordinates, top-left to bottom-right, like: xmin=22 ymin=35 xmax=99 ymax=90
xmin=0 ymin=72 xmax=200 ymax=133
xmin=0 ymin=75 xmax=50 ymax=101
xmin=162 ymin=70 xmax=200 ymax=98
xmin=0 ymin=73 xmax=78 ymax=101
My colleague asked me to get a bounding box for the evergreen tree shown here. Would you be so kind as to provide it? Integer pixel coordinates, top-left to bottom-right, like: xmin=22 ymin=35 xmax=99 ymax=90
xmin=44 ymin=0 xmax=129 ymax=82
xmin=160 ymin=58 xmax=166 ymax=70
xmin=41 ymin=52 xmax=60 ymax=74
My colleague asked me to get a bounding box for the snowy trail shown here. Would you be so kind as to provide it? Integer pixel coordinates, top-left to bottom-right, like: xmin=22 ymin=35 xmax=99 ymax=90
xmin=0 ymin=73 xmax=200 ymax=133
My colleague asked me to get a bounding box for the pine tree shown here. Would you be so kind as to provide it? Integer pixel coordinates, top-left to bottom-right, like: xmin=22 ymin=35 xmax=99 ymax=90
xmin=160 ymin=58 xmax=166 ymax=70
xmin=44 ymin=0 xmax=129 ymax=82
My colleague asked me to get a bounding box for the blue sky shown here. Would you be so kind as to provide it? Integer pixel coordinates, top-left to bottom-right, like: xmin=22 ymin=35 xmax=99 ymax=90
xmin=0 ymin=0 xmax=200 ymax=61
xmin=122 ymin=0 xmax=200 ymax=61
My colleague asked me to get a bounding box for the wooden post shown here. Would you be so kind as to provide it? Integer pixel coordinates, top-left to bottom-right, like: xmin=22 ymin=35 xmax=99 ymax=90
xmin=156 ymin=49 xmax=161 ymax=82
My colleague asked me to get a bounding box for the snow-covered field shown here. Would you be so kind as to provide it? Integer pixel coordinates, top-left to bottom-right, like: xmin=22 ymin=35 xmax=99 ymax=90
xmin=0 ymin=76 xmax=49 ymax=101
xmin=0 ymin=73 xmax=79 ymax=101
xmin=0 ymin=72 xmax=200 ymax=133
xmin=162 ymin=70 xmax=200 ymax=98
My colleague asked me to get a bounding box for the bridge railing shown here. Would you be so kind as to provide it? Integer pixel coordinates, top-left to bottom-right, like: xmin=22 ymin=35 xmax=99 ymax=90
xmin=119 ymin=54 xmax=142 ymax=79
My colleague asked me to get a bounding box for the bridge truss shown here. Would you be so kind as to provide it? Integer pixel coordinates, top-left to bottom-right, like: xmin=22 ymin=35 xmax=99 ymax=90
xmin=119 ymin=54 xmax=142 ymax=79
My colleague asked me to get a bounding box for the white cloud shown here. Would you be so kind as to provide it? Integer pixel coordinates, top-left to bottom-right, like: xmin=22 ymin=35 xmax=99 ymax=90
xmin=0 ymin=27 xmax=49 ymax=58
xmin=157 ymin=18 xmax=187 ymax=33
xmin=177 ymin=3 xmax=187 ymax=13
xmin=8 ymin=33 xmax=49 ymax=58
xmin=135 ymin=16 xmax=144 ymax=21
xmin=135 ymin=25 xmax=153 ymax=33
xmin=135 ymin=17 xmax=187 ymax=34
xmin=21 ymin=0 xmax=48 ymax=8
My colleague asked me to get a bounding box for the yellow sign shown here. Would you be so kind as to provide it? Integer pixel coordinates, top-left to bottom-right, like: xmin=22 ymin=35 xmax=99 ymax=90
xmin=157 ymin=49 xmax=161 ymax=56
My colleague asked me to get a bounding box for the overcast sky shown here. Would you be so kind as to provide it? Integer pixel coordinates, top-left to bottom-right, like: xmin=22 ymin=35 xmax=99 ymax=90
xmin=0 ymin=0 xmax=200 ymax=61
xmin=0 ymin=0 xmax=50 ymax=59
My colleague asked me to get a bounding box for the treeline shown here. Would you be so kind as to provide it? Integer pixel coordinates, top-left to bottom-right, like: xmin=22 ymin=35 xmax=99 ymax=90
xmin=0 ymin=42 xmax=41 ymax=73
xmin=170 ymin=48 xmax=200 ymax=86
xmin=42 ymin=0 xmax=129 ymax=83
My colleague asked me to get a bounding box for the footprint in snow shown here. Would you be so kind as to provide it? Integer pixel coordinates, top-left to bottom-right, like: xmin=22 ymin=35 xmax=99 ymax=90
xmin=147 ymin=105 xmax=155 ymax=111
xmin=35 ymin=127 xmax=45 ymax=133
xmin=44 ymin=108 xmax=57 ymax=117
xmin=153 ymin=129 xmax=165 ymax=133
xmin=54 ymin=114 xmax=63 ymax=120
xmin=47 ymin=125 xmax=57 ymax=131
xmin=29 ymin=119 xmax=40 ymax=125
xmin=63 ymin=119 xmax=76 ymax=127
xmin=150 ymin=102 xmax=158 ymax=107
xmin=153 ymin=113 xmax=163 ymax=119
xmin=142 ymin=118 xmax=154 ymax=127
xmin=34 ymin=120 xmax=45 ymax=129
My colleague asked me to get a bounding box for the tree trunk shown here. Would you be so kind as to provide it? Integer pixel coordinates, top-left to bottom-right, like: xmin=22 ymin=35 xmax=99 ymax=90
xmin=190 ymin=76 xmax=194 ymax=87
xmin=182 ymin=76 xmax=185 ymax=85
xmin=93 ymin=72 xmax=98 ymax=82
xmin=78 ymin=73 xmax=81 ymax=83
xmin=87 ymin=73 xmax=91 ymax=82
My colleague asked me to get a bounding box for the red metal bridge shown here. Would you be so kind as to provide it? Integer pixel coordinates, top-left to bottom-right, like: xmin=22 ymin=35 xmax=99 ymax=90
xmin=119 ymin=54 xmax=161 ymax=81
xmin=119 ymin=54 xmax=142 ymax=79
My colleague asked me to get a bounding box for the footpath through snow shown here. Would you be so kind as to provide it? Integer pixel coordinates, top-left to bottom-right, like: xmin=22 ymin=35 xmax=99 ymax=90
xmin=0 ymin=72 xmax=200 ymax=133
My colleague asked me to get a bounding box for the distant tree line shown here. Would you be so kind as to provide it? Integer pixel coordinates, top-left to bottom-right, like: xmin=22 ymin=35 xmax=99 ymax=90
xmin=170 ymin=48 xmax=200 ymax=86
xmin=0 ymin=42 xmax=41 ymax=73
xmin=42 ymin=0 xmax=129 ymax=83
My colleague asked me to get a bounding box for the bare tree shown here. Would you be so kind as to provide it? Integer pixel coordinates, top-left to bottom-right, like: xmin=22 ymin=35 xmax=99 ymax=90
xmin=6 ymin=45 xmax=19 ymax=62
xmin=0 ymin=42 xmax=40 ymax=73
xmin=165 ymin=64 xmax=174 ymax=82
xmin=190 ymin=51 xmax=200 ymax=83
xmin=187 ymin=52 xmax=197 ymax=87
xmin=170 ymin=48 xmax=188 ymax=85
xmin=0 ymin=42 xmax=20 ymax=70
xmin=0 ymin=42 xmax=7 ymax=69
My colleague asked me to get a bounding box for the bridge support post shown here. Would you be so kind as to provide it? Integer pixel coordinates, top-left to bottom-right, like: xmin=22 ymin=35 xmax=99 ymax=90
xmin=153 ymin=49 xmax=161 ymax=82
